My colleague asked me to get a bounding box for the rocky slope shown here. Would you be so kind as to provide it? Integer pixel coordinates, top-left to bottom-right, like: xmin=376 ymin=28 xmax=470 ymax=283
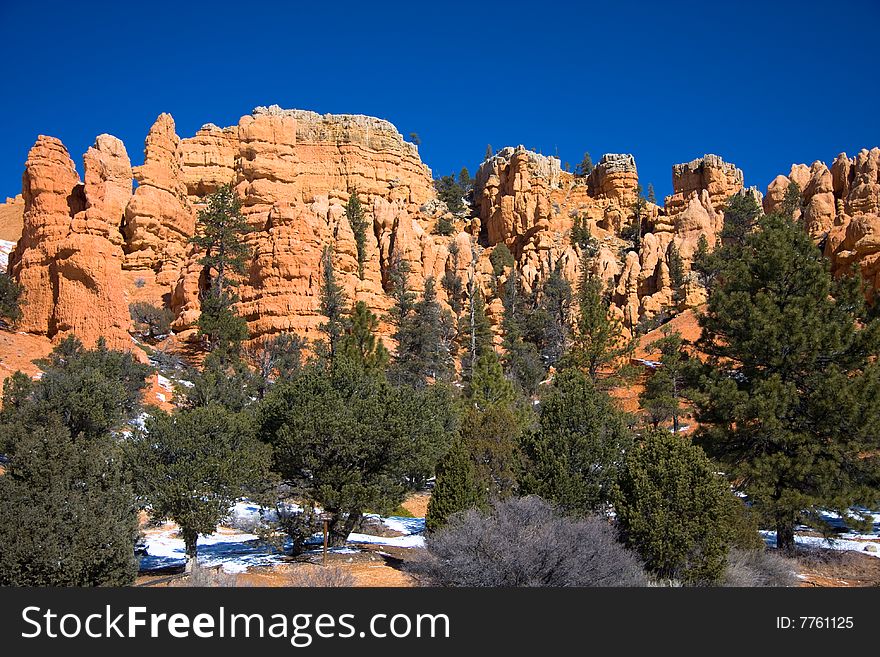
xmin=2 ymin=105 xmax=878 ymax=354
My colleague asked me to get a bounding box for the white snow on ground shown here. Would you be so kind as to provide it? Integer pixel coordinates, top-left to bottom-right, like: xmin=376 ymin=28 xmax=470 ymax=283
xmin=760 ymin=530 xmax=880 ymax=558
xmin=140 ymin=502 xmax=427 ymax=573
xmin=156 ymin=374 xmax=173 ymax=391
xmin=0 ymin=240 xmax=15 ymax=270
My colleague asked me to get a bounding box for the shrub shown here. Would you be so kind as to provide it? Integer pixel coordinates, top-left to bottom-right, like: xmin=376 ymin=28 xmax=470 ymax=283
xmin=410 ymin=496 xmax=647 ymax=587
xmin=489 ymin=243 xmax=515 ymax=277
xmin=435 ymin=215 xmax=455 ymax=236
xmin=614 ymin=430 xmax=733 ymax=585
xmin=0 ymin=271 xmax=23 ymax=325
xmin=287 ymin=566 xmax=356 ymax=587
xmin=130 ymin=301 xmax=173 ymax=340
xmin=723 ymin=548 xmax=798 ymax=587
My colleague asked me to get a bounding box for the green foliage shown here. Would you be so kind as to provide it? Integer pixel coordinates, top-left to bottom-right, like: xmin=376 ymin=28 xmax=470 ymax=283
xmin=489 ymin=243 xmax=514 ymax=277
xmin=16 ymin=336 xmax=151 ymax=441
xmin=500 ymin=270 xmax=545 ymax=396
xmin=721 ymin=192 xmax=762 ymax=246
xmin=638 ymin=328 xmax=688 ymax=432
xmin=435 ymin=174 xmax=468 ymax=215
xmin=190 ymin=183 xmax=252 ymax=293
xmin=457 ymin=284 xmax=493 ymax=380
xmin=129 ymin=301 xmax=173 ymax=341
xmin=339 ymin=301 xmax=390 ymax=374
xmin=567 ymin=263 xmax=631 ymax=384
xmin=691 ymin=233 xmax=715 ymax=290
xmin=346 ymin=192 xmax=369 ymax=280
xmin=570 ymin=215 xmax=598 ymax=255
xmin=0 ymin=417 xmax=138 ymax=586
xmin=426 ymin=435 xmax=486 ymax=532
xmin=391 ymin=277 xmax=457 ymax=387
xmin=624 ymin=183 xmax=647 ymax=251
xmin=666 ymin=241 xmax=685 ymax=304
xmin=317 ymin=247 xmax=349 ymax=364
xmin=528 ymin=262 xmax=573 ymax=369
xmin=781 ymin=181 xmax=802 ymax=220
xmin=520 ymin=368 xmax=632 ymax=515
xmin=128 ymin=405 xmax=271 ymax=565
xmin=575 ymin=152 xmax=593 ymax=177
xmin=647 ymin=183 xmax=656 ymax=205
xmin=693 ymin=212 xmax=880 ymax=550
xmin=183 ymin=351 xmax=260 ymax=412
xmin=435 ymin=215 xmax=455 ymax=236
xmin=246 ymin=332 xmax=307 ymax=391
xmin=197 ymin=288 xmax=249 ymax=356
xmin=257 ymin=362 xmax=454 ymax=545
xmin=441 ymin=242 xmax=464 ymax=315
xmin=614 ymin=430 xmax=732 ymax=585
xmin=0 ymin=271 xmax=23 ymax=325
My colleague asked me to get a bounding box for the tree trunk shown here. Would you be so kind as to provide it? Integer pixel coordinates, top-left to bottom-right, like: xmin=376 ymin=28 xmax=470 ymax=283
xmin=183 ymin=528 xmax=199 ymax=573
xmin=775 ymin=516 xmax=795 ymax=553
xmin=328 ymin=511 xmax=362 ymax=547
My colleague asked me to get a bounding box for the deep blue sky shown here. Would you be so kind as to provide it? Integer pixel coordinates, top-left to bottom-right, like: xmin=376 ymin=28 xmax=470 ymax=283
xmin=1 ymin=0 xmax=878 ymax=202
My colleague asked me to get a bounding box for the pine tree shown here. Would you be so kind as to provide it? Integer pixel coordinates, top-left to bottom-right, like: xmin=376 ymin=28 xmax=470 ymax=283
xmin=781 ymin=181 xmax=802 ymax=220
xmin=627 ymin=184 xmax=647 ymax=251
xmin=258 ymin=361 xmax=453 ymax=545
xmin=691 ymin=233 xmax=715 ymax=290
xmin=393 ymin=277 xmax=456 ymax=387
xmin=638 ymin=328 xmax=687 ymax=432
xmin=666 ymin=241 xmax=685 ymax=305
xmin=441 ymin=242 xmax=464 ymax=315
xmin=693 ymin=212 xmax=880 ymax=551
xmin=520 ymin=368 xmax=632 ymax=515
xmin=721 ymin=192 xmax=762 ymax=246
xmin=190 ymin=184 xmax=252 ymax=353
xmin=317 ymin=247 xmax=349 ymax=364
xmin=340 ymin=300 xmax=390 ymax=373
xmin=0 ymin=417 xmax=139 ymax=586
xmin=489 ymin=243 xmax=514 ymax=278
xmin=128 ymin=405 xmax=271 ymax=571
xmin=346 ymin=191 xmax=369 ymax=280
xmin=567 ymin=263 xmax=631 ymax=384
xmin=0 ymin=271 xmax=23 ymax=326
xmin=500 ymin=269 xmax=544 ymax=395
xmin=647 ymin=183 xmax=657 ymax=205
xmin=531 ymin=262 xmax=573 ymax=369
xmin=614 ymin=429 xmax=733 ymax=585
xmin=458 ymin=284 xmax=493 ymax=379
xmin=425 ymin=435 xmax=486 ymax=531
xmin=575 ymin=152 xmax=593 ymax=177
xmin=485 ymin=144 xmax=493 ymax=161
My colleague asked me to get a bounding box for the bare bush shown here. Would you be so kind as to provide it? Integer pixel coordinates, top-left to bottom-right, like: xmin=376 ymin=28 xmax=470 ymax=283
xmin=185 ymin=565 xmax=242 ymax=587
xmin=408 ymin=496 xmax=647 ymax=587
xmin=287 ymin=566 xmax=356 ymax=587
xmin=723 ymin=548 xmax=799 ymax=587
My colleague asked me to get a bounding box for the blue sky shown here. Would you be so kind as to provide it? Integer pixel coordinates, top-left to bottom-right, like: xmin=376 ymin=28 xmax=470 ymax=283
xmin=0 ymin=0 xmax=877 ymax=201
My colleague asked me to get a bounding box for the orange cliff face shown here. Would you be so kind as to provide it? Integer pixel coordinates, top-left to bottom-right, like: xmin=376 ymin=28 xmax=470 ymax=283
xmin=2 ymin=104 xmax=878 ymax=364
xmin=6 ymin=135 xmax=132 ymax=351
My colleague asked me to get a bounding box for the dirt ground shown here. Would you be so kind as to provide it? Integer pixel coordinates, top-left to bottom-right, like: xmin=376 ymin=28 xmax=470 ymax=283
xmin=796 ymin=548 xmax=880 ymax=587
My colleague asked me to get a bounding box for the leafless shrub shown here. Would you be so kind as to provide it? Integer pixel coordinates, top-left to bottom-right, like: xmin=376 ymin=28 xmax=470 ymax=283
xmin=185 ymin=565 xmax=242 ymax=587
xmin=723 ymin=548 xmax=799 ymax=587
xmin=408 ymin=496 xmax=647 ymax=587
xmin=287 ymin=566 xmax=356 ymax=587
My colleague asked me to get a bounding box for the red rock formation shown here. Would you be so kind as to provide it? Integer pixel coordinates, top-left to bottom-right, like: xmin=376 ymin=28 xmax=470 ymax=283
xmin=123 ymin=113 xmax=195 ymax=288
xmin=8 ymin=135 xmax=132 ymax=350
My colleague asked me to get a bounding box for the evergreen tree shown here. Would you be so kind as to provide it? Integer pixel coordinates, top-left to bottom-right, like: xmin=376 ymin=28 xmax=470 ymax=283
xmin=781 ymin=181 xmax=802 ymax=220
xmin=489 ymin=243 xmax=514 ymax=278
xmin=0 ymin=271 xmax=23 ymax=326
xmin=190 ymin=184 xmax=252 ymax=354
xmin=190 ymin=184 xmax=252 ymax=293
xmin=128 ymin=405 xmax=271 ymax=571
xmin=638 ymin=328 xmax=687 ymax=432
xmin=425 ymin=434 xmax=486 ymax=532
xmin=258 ymin=362 xmax=453 ymax=545
xmin=435 ymin=174 xmax=466 ymax=214
xmin=626 ymin=184 xmax=647 ymax=251
xmin=691 ymin=233 xmax=715 ymax=290
xmin=346 ymin=191 xmax=369 ymax=280
xmin=458 ymin=167 xmax=472 ymax=192
xmin=529 ymin=262 xmax=573 ymax=369
xmin=500 ymin=269 xmax=544 ymax=396
xmin=567 ymin=263 xmax=631 ymax=384
xmin=317 ymin=247 xmax=349 ymax=364
xmin=246 ymin=332 xmax=307 ymax=392
xmin=458 ymin=284 xmax=493 ymax=379
xmin=721 ymin=192 xmax=762 ymax=246
xmin=392 ymin=277 xmax=456 ymax=387
xmin=615 ymin=430 xmax=733 ymax=585
xmin=485 ymin=144 xmax=493 ymax=161
xmin=0 ymin=417 xmax=138 ymax=586
xmin=339 ymin=300 xmax=390 ymax=373
xmin=441 ymin=242 xmax=464 ymax=315
xmin=693 ymin=212 xmax=880 ymax=551
xmin=129 ymin=301 xmax=173 ymax=341
xmin=575 ymin=152 xmax=593 ymax=177
xmin=182 ymin=351 xmax=260 ymax=412
xmin=666 ymin=241 xmax=685 ymax=305
xmin=520 ymin=368 xmax=632 ymax=515
xmin=647 ymin=183 xmax=657 ymax=205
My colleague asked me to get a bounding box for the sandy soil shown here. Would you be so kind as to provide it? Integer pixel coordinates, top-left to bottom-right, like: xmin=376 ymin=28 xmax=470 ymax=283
xmin=0 ymin=200 xmax=23 ymax=242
